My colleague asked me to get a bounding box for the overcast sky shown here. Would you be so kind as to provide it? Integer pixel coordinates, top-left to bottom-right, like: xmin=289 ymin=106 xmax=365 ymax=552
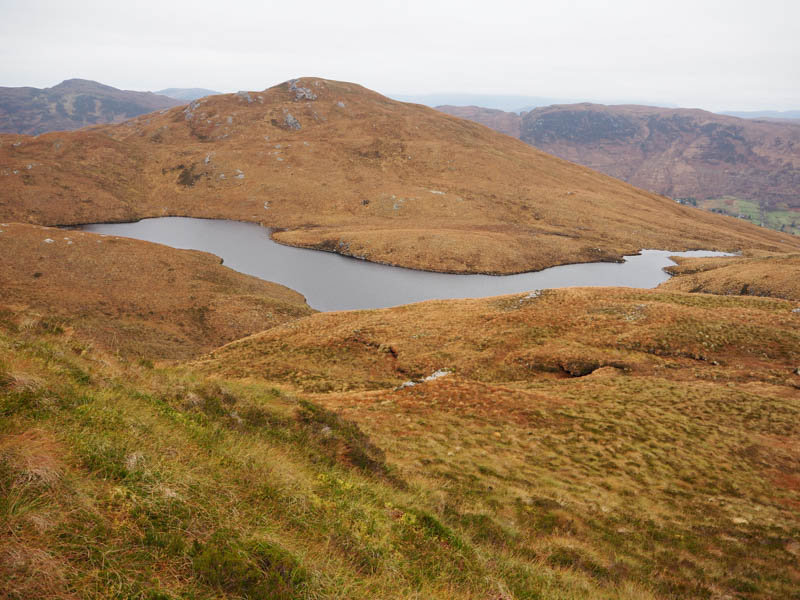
xmin=1 ymin=0 xmax=798 ymax=111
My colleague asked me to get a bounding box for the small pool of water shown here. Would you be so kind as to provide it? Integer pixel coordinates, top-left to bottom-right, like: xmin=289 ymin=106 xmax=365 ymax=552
xmin=76 ymin=217 xmax=732 ymax=311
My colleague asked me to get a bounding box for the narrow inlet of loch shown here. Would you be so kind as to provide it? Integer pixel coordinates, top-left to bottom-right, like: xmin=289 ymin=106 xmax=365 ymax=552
xmin=76 ymin=217 xmax=732 ymax=312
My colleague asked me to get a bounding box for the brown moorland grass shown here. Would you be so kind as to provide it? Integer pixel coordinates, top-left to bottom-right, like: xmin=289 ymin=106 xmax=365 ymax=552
xmin=1 ymin=305 xmax=668 ymax=600
xmin=0 ymin=222 xmax=313 ymax=358
xmin=1 ymin=77 xmax=797 ymax=274
xmin=195 ymin=287 xmax=800 ymax=599
xmin=659 ymin=251 xmax=800 ymax=301
xmin=1 ymin=247 xmax=799 ymax=598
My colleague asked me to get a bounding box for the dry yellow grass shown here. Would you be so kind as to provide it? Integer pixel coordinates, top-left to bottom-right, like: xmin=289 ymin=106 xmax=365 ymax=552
xmin=197 ymin=287 xmax=800 ymax=391
xmin=193 ymin=286 xmax=800 ymax=598
xmin=3 ymin=285 xmax=799 ymax=599
xmin=1 ymin=77 xmax=797 ymax=274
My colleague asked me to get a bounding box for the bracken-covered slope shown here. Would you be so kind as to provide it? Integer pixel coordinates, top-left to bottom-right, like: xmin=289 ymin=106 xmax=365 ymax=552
xmin=0 ymin=223 xmax=312 ymax=358
xmin=1 ymin=77 xmax=797 ymax=274
xmin=438 ymin=103 xmax=800 ymax=214
xmin=0 ymin=79 xmax=182 ymax=135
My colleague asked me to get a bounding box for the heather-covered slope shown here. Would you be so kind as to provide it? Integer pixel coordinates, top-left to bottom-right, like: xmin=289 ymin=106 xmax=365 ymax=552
xmin=2 ymin=78 xmax=797 ymax=274
xmin=0 ymin=79 xmax=182 ymax=135
xmin=519 ymin=104 xmax=800 ymax=209
xmin=195 ymin=286 xmax=800 ymax=599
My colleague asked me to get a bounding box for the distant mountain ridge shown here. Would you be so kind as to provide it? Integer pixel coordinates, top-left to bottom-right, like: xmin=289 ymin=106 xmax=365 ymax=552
xmin=390 ymin=93 xmax=568 ymax=112
xmin=721 ymin=109 xmax=800 ymax=120
xmin=436 ymin=103 xmax=800 ymax=233
xmin=155 ymin=87 xmax=222 ymax=101
xmin=0 ymin=79 xmax=182 ymax=135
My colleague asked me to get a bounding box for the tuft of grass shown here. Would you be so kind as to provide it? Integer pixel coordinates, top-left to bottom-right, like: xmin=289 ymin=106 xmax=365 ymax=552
xmin=191 ymin=531 xmax=307 ymax=599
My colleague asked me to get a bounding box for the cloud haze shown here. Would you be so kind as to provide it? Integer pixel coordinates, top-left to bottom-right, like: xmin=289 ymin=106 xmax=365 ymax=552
xmin=1 ymin=0 xmax=798 ymax=110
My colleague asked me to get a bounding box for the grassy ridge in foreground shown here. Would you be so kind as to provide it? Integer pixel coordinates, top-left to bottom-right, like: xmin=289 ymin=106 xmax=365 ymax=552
xmin=197 ymin=287 xmax=800 ymax=599
xmin=2 ymin=307 xmax=660 ymax=600
xmin=2 ymin=284 xmax=800 ymax=598
xmin=659 ymin=251 xmax=800 ymax=301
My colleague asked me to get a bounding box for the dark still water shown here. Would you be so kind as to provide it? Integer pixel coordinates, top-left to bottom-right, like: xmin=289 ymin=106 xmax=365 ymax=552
xmin=77 ymin=217 xmax=732 ymax=311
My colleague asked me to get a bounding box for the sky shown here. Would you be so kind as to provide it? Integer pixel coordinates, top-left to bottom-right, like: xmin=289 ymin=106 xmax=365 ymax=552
xmin=1 ymin=0 xmax=798 ymax=111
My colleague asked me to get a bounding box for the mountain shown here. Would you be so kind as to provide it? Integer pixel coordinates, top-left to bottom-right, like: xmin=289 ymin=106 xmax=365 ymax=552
xmin=435 ymin=105 xmax=521 ymax=138
xmin=388 ymin=92 xmax=565 ymax=112
xmin=2 ymin=76 xmax=799 ymax=600
xmin=721 ymin=109 xmax=800 ymax=120
xmin=1 ymin=77 xmax=796 ymax=276
xmin=155 ymin=87 xmax=222 ymax=101
xmin=0 ymin=79 xmax=183 ymax=135
xmin=437 ymin=103 xmax=800 ymax=235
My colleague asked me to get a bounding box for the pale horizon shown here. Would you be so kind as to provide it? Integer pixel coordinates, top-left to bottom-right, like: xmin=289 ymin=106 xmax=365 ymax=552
xmin=1 ymin=0 xmax=798 ymax=113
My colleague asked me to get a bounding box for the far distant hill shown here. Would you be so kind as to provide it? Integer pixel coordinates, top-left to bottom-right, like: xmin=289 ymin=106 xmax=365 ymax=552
xmin=393 ymin=93 xmax=677 ymax=113
xmin=437 ymin=103 xmax=800 ymax=235
xmin=390 ymin=93 xmax=567 ymax=112
xmin=436 ymin=105 xmax=522 ymax=138
xmin=0 ymin=79 xmax=182 ymax=135
xmin=721 ymin=109 xmax=800 ymax=120
xmin=155 ymin=87 xmax=222 ymax=101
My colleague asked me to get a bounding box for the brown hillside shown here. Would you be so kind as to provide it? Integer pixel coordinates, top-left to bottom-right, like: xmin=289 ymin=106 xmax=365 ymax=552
xmin=1 ymin=78 xmax=797 ymax=274
xmin=659 ymin=251 xmax=800 ymax=301
xmin=0 ymin=79 xmax=182 ymax=135
xmin=439 ymin=102 xmax=800 ymax=212
xmin=0 ymin=222 xmax=313 ymax=358
xmin=521 ymin=104 xmax=800 ymax=209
